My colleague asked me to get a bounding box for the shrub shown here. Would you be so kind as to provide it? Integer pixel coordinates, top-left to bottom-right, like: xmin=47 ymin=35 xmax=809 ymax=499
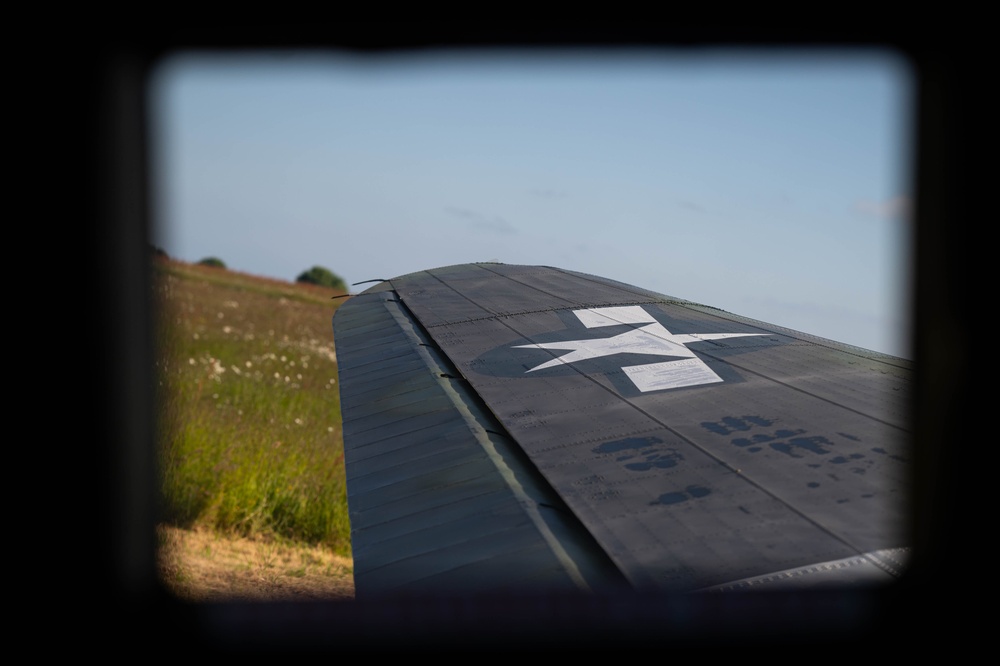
xmin=198 ymin=257 xmax=227 ymax=269
xmin=296 ymin=266 xmax=347 ymax=291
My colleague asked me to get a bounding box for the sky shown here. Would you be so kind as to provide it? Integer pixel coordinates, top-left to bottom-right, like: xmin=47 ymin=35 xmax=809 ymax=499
xmin=150 ymin=48 xmax=913 ymax=358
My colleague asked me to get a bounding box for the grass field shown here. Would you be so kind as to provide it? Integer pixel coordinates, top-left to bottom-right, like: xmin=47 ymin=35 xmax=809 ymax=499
xmin=153 ymin=256 xmax=352 ymax=565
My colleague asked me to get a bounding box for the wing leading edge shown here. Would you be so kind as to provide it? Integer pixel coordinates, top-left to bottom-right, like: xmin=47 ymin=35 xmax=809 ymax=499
xmin=333 ymin=263 xmax=911 ymax=597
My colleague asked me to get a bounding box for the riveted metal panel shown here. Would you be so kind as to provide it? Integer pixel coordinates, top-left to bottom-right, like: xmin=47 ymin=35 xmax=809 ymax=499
xmin=334 ymin=288 xmax=627 ymax=597
xmin=360 ymin=264 xmax=911 ymax=591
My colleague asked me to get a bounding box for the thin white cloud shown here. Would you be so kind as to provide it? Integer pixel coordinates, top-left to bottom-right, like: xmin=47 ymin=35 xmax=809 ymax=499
xmin=676 ymin=200 xmax=706 ymax=213
xmin=471 ymin=218 xmax=517 ymax=235
xmin=529 ymin=188 xmax=568 ymax=199
xmin=445 ymin=206 xmax=477 ymax=219
xmin=445 ymin=206 xmax=518 ymax=235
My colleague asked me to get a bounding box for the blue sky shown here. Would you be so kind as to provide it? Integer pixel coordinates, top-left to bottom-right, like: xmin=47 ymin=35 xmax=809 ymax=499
xmin=150 ymin=48 xmax=913 ymax=358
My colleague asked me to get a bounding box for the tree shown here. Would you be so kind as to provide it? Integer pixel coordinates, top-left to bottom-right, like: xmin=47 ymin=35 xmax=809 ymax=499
xmin=198 ymin=257 xmax=226 ymax=269
xmin=296 ymin=266 xmax=347 ymax=291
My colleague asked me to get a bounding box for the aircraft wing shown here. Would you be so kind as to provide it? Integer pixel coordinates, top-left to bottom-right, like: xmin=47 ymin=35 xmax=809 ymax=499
xmin=332 ymin=263 xmax=911 ymax=597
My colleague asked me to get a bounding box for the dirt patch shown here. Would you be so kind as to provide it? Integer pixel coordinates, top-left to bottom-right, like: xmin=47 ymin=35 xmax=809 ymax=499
xmin=157 ymin=525 xmax=354 ymax=602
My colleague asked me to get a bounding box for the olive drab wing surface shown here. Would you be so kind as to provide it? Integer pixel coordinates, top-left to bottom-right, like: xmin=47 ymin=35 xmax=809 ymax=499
xmin=332 ymin=263 xmax=910 ymax=597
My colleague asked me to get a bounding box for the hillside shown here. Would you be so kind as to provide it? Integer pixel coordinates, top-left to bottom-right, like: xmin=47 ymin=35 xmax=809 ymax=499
xmin=153 ymin=257 xmax=354 ymax=600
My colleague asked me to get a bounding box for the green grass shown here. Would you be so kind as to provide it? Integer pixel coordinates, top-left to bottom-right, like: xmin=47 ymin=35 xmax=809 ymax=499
xmin=154 ymin=258 xmax=352 ymax=555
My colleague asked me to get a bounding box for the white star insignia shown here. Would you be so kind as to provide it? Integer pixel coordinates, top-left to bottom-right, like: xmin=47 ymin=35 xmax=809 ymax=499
xmin=514 ymin=306 xmax=766 ymax=392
